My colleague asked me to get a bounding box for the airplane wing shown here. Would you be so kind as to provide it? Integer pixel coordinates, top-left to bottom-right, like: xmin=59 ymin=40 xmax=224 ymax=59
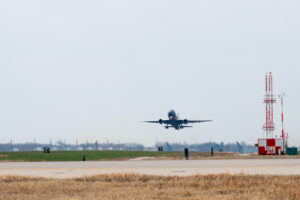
xmin=180 ymin=120 xmax=212 ymax=124
xmin=142 ymin=120 xmax=171 ymax=124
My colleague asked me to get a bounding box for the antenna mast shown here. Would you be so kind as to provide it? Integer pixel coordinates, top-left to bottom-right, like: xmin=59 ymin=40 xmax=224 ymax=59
xmin=278 ymin=92 xmax=286 ymax=153
xmin=263 ymin=72 xmax=276 ymax=138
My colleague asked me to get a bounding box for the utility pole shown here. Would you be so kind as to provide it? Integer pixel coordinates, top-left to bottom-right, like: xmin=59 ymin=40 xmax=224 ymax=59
xmin=95 ymin=140 xmax=98 ymax=150
xmin=76 ymin=139 xmax=78 ymax=150
xmin=33 ymin=138 xmax=36 ymax=151
xmin=10 ymin=139 xmax=13 ymax=152
xmin=50 ymin=139 xmax=52 ymax=150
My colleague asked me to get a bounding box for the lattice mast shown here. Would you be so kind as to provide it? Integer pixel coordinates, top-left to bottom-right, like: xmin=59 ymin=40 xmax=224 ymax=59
xmin=263 ymin=72 xmax=276 ymax=138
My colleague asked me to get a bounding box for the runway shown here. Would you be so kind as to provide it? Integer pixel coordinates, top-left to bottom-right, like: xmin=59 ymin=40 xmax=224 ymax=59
xmin=0 ymin=159 xmax=300 ymax=178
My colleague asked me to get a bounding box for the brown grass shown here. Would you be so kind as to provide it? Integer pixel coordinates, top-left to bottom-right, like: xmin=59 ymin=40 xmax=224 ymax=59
xmin=0 ymin=174 xmax=299 ymax=200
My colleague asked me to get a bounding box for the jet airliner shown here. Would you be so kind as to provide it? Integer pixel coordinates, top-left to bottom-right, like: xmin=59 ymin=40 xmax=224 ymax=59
xmin=142 ymin=110 xmax=211 ymax=130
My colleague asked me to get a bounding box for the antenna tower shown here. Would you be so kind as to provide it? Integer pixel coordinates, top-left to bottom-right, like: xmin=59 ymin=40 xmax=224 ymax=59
xmin=263 ymin=72 xmax=276 ymax=138
xmin=278 ymin=92 xmax=286 ymax=153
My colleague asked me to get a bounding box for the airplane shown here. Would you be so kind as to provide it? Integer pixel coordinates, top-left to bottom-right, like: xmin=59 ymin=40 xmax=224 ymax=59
xmin=142 ymin=110 xmax=212 ymax=130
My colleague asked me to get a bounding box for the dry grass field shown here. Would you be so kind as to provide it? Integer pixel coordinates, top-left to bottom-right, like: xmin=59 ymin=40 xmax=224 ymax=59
xmin=0 ymin=174 xmax=299 ymax=200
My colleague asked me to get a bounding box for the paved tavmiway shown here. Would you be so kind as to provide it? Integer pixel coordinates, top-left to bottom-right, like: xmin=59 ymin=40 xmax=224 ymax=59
xmin=0 ymin=159 xmax=299 ymax=178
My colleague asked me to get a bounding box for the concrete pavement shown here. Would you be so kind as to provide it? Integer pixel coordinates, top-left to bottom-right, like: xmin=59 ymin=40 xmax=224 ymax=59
xmin=0 ymin=159 xmax=300 ymax=178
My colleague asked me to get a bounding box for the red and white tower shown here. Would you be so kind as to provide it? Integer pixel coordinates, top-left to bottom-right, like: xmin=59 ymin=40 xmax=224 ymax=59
xmin=258 ymin=72 xmax=285 ymax=155
xmin=263 ymin=72 xmax=276 ymax=138
xmin=278 ymin=92 xmax=286 ymax=153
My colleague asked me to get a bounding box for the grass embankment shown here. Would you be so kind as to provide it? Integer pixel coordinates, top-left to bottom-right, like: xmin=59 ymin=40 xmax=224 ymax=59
xmin=0 ymin=174 xmax=299 ymax=200
xmin=0 ymin=151 xmax=180 ymax=162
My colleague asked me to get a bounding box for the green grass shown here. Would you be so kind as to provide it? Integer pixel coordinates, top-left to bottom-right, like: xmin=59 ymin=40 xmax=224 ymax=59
xmin=0 ymin=151 xmax=180 ymax=162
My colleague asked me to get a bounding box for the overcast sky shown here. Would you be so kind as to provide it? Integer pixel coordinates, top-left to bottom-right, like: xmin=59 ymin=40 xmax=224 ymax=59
xmin=0 ymin=0 xmax=299 ymax=146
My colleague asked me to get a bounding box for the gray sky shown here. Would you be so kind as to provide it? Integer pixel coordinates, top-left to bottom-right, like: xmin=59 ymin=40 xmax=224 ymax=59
xmin=0 ymin=0 xmax=299 ymax=146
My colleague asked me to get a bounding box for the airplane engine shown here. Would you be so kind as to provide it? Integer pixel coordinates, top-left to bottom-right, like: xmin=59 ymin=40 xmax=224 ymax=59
xmin=159 ymin=119 xmax=163 ymax=124
xmin=183 ymin=119 xmax=188 ymax=124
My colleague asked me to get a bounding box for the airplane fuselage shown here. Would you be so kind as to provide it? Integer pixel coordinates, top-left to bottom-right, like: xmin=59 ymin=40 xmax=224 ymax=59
xmin=167 ymin=110 xmax=181 ymax=130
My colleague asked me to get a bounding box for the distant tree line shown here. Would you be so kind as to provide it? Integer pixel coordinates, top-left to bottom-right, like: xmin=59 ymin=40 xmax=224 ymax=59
xmin=155 ymin=141 xmax=257 ymax=153
xmin=0 ymin=140 xmax=144 ymax=152
xmin=0 ymin=140 xmax=257 ymax=153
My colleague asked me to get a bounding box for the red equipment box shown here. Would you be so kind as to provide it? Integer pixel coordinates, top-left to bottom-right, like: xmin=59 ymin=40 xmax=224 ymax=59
xmin=257 ymin=138 xmax=283 ymax=155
